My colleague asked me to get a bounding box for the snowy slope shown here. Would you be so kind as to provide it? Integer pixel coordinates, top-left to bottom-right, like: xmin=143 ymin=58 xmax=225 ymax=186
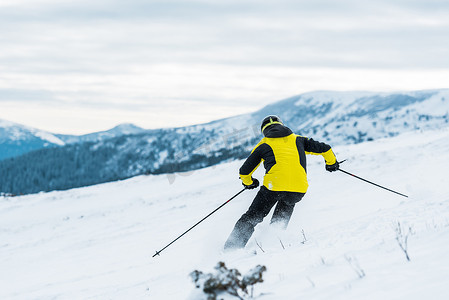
xmin=1 ymin=127 xmax=449 ymax=299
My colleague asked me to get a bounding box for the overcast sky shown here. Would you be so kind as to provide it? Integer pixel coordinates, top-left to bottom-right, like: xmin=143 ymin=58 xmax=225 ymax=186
xmin=1 ymin=0 xmax=448 ymax=134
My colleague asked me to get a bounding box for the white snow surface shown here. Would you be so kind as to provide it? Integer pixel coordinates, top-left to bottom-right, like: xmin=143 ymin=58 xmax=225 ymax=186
xmin=1 ymin=127 xmax=449 ymax=299
xmin=31 ymin=129 xmax=65 ymax=146
xmin=0 ymin=118 xmax=65 ymax=145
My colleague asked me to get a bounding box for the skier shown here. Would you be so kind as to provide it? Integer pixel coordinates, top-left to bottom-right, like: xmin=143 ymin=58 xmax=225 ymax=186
xmin=224 ymin=115 xmax=339 ymax=250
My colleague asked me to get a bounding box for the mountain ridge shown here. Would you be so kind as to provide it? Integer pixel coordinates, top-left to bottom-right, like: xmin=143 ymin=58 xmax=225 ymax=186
xmin=1 ymin=89 xmax=448 ymax=195
xmin=0 ymin=120 xmax=147 ymax=160
xmin=0 ymin=119 xmax=65 ymax=161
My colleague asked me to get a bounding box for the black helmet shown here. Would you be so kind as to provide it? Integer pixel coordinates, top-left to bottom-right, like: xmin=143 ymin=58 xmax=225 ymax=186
xmin=261 ymin=115 xmax=283 ymax=133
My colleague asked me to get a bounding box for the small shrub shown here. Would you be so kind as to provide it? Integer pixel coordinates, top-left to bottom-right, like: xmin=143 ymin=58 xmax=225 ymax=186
xmin=344 ymin=254 xmax=366 ymax=279
xmin=190 ymin=261 xmax=267 ymax=299
xmin=393 ymin=221 xmax=413 ymax=261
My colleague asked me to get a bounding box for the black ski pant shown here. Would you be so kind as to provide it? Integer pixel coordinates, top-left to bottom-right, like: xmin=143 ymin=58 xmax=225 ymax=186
xmin=224 ymin=186 xmax=305 ymax=249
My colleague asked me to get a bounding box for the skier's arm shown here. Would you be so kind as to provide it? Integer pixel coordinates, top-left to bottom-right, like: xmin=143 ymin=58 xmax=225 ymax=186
xmin=239 ymin=143 xmax=264 ymax=185
xmin=303 ymin=137 xmax=337 ymax=165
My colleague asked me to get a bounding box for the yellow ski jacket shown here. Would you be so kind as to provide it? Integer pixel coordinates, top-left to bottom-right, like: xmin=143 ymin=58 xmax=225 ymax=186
xmin=239 ymin=124 xmax=336 ymax=193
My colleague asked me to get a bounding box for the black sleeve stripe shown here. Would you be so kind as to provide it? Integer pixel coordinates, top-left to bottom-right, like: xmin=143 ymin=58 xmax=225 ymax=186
xmin=303 ymin=137 xmax=331 ymax=154
xmin=239 ymin=144 xmax=264 ymax=175
xmin=295 ymin=136 xmax=307 ymax=173
xmin=239 ymin=143 xmax=276 ymax=175
xmin=258 ymin=143 xmax=276 ymax=173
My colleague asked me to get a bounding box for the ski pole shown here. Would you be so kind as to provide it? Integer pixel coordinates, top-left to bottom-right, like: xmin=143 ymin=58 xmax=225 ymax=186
xmin=338 ymin=168 xmax=408 ymax=198
xmin=153 ymin=187 xmax=247 ymax=257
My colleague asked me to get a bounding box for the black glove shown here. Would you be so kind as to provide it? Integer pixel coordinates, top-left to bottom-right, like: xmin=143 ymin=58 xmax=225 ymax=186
xmin=243 ymin=178 xmax=259 ymax=189
xmin=325 ymin=161 xmax=339 ymax=172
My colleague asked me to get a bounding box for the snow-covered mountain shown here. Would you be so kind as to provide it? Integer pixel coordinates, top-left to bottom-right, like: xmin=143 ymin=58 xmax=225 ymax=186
xmin=242 ymin=89 xmax=449 ymax=144
xmin=1 ymin=89 xmax=448 ymax=195
xmin=56 ymin=123 xmax=146 ymax=144
xmin=0 ymin=120 xmax=146 ymax=160
xmin=1 ymin=126 xmax=448 ymax=299
xmin=0 ymin=119 xmax=65 ymax=160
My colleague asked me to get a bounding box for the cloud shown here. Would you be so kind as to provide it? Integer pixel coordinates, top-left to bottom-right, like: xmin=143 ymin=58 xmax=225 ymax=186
xmin=2 ymin=0 xmax=449 ymax=69
xmin=0 ymin=88 xmax=56 ymax=102
xmin=0 ymin=0 xmax=448 ymax=133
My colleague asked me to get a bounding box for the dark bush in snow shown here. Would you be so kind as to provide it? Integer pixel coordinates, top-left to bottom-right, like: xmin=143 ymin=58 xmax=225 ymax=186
xmin=190 ymin=261 xmax=267 ymax=299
